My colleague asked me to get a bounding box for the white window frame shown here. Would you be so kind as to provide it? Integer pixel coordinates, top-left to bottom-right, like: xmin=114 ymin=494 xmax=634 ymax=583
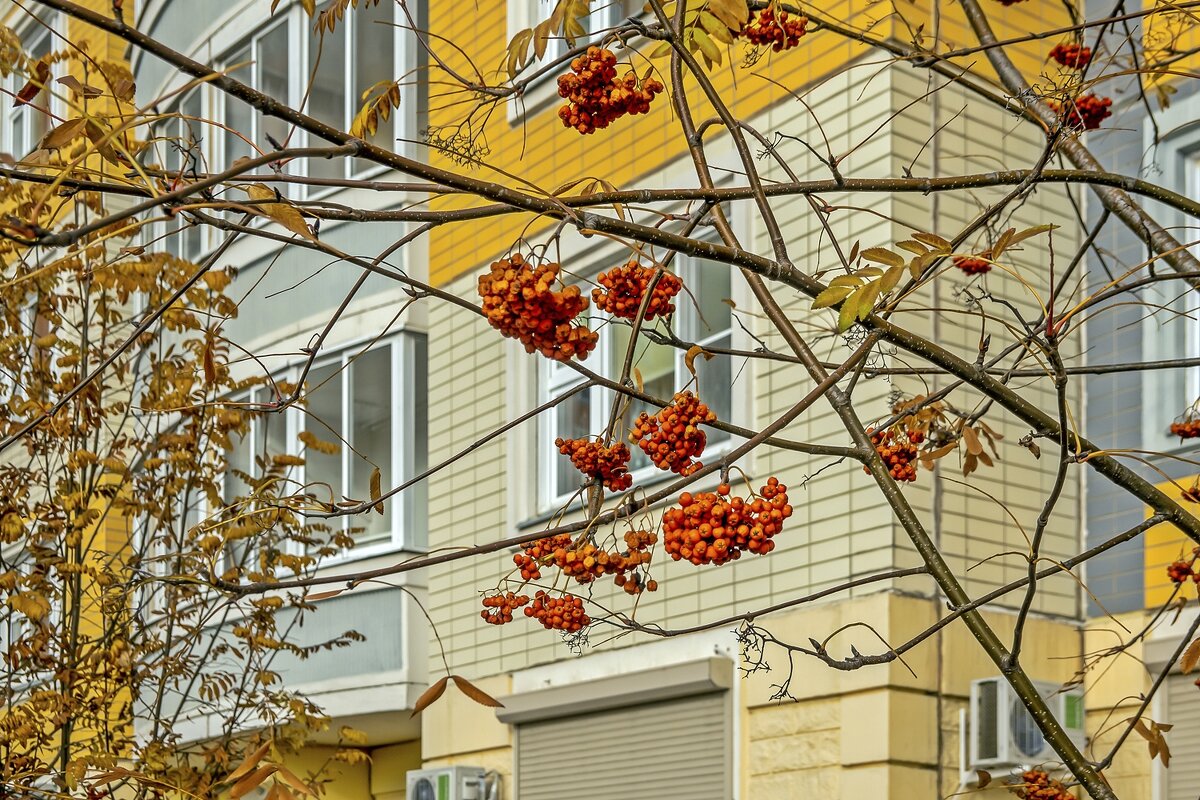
xmin=220 ymin=332 xmax=428 ymax=563
xmin=2 ymin=12 xmax=66 ymax=159
xmin=533 ymin=244 xmax=749 ymax=513
xmin=151 ymin=86 xmax=208 ymax=261
xmin=206 ymin=1 xmax=418 ymax=190
xmin=1185 ymin=153 xmax=1200 ymax=407
xmin=1140 ymin=108 xmax=1200 ymax=452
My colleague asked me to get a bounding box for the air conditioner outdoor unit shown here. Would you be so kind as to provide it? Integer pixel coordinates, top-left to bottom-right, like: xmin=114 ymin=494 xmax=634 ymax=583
xmin=967 ymin=677 xmax=1086 ymax=771
xmin=405 ymin=766 xmax=487 ymax=800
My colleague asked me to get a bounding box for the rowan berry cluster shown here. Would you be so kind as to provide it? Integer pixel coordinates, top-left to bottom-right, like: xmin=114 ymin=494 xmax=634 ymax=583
xmin=1167 ymin=560 xmax=1197 ymax=584
xmin=1049 ymin=42 xmax=1092 ymax=69
xmin=480 ymin=591 xmax=530 ymax=625
xmin=1008 ymin=769 xmax=1073 ymax=800
xmin=591 ymin=261 xmax=683 ymax=320
xmin=555 ymin=437 xmax=633 ymax=491
xmin=1169 ymin=419 xmax=1200 ymax=439
xmin=866 ymin=428 xmax=920 ymax=482
xmin=1050 ymin=93 xmax=1113 ymax=130
xmin=478 ymin=253 xmax=597 ymax=362
xmin=662 ymin=478 xmax=792 ymax=566
xmin=556 ymin=47 xmax=664 ymax=135
xmin=1184 ymin=485 xmax=1200 ymax=503
xmin=525 ymin=590 xmax=590 ymax=631
xmin=512 ymin=530 xmax=658 ymax=594
xmin=513 ymin=533 xmax=574 ymax=581
xmin=631 ymin=391 xmax=717 ymax=476
xmin=953 ymin=255 xmax=992 ymax=275
xmin=740 ymin=7 xmax=808 ymax=52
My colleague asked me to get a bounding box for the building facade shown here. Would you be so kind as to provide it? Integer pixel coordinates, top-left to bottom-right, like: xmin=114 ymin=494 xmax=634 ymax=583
xmin=2 ymin=0 xmax=1197 ymax=798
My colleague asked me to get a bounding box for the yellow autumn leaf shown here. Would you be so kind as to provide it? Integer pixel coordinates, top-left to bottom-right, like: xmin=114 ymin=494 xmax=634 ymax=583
xmin=243 ymin=184 xmax=316 ymax=241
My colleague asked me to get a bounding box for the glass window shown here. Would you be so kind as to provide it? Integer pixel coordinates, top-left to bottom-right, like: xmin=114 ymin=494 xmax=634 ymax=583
xmin=210 ymin=3 xmax=406 ymax=187
xmin=308 ymin=17 xmax=348 ymax=179
xmin=156 ymin=89 xmax=204 ymax=261
xmin=348 ymin=347 xmax=393 ymax=544
xmin=256 ymin=22 xmax=291 ymax=152
xmin=8 ymin=26 xmax=53 ymax=157
xmin=353 ymin=0 xmax=397 ymax=170
xmin=304 ymin=362 xmax=343 ymax=507
xmin=539 ymin=254 xmax=738 ymax=507
xmin=223 ymin=44 xmax=255 ymax=166
xmin=222 ymin=334 xmax=427 ymax=558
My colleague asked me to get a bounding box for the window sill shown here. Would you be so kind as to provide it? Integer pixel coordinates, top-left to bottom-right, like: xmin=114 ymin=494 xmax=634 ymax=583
xmin=311 ymin=538 xmax=428 ymax=569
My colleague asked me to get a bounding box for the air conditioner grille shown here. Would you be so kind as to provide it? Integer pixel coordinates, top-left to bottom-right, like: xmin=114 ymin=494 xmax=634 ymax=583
xmin=976 ymin=680 xmax=999 ymax=761
xmin=1010 ymin=696 xmax=1046 ymax=759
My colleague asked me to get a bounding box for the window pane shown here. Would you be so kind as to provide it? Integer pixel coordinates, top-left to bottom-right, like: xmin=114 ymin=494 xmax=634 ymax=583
xmin=694 ymin=333 xmax=732 ymax=445
xmin=687 ymin=257 xmax=733 ymax=339
xmin=11 ymin=107 xmax=27 ymax=157
xmin=552 ymin=384 xmax=591 ymax=498
xmin=304 ymin=363 xmax=343 ymax=508
xmin=224 ymin=422 xmax=253 ymax=506
xmin=410 ymin=335 xmax=428 ymax=548
xmin=353 ymin=0 xmax=395 ymax=166
xmin=308 ymin=20 xmax=347 ymax=179
xmin=179 ymin=89 xmax=203 ymax=160
xmin=156 ymin=119 xmax=180 ymax=174
xmin=179 ymin=222 xmax=202 ymax=261
xmin=609 ymin=324 xmax=674 ymax=472
xmin=261 ymin=398 xmax=290 ymax=470
xmin=349 ymin=348 xmax=392 ymax=544
xmin=224 ymin=45 xmax=254 ymax=165
xmin=256 ymin=24 xmax=290 ymax=152
xmin=25 ymin=31 xmax=51 ymax=149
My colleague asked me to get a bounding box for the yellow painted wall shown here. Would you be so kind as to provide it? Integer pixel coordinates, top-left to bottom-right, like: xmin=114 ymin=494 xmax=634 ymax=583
xmin=1144 ymin=476 xmax=1200 ymax=608
xmin=370 ymin=741 xmax=422 ymax=800
xmin=424 ymin=0 xmax=1078 ymax=288
xmin=420 ymin=593 xmax=1084 ymax=799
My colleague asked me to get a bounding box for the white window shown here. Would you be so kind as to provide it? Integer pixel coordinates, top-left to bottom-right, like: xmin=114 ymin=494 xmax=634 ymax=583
xmin=222 ymin=332 xmax=428 ymax=559
xmin=539 ymin=253 xmax=738 ymax=508
xmin=1143 ymin=150 xmax=1200 ymax=449
xmin=4 ymin=19 xmax=56 ymax=158
xmin=152 ymin=88 xmax=205 ymax=261
xmin=208 ymin=1 xmax=417 ymax=185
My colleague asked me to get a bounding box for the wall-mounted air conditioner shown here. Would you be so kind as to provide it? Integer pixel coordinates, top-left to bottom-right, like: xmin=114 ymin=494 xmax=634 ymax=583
xmin=406 ymin=766 xmax=488 ymax=800
xmin=967 ymin=677 xmax=1086 ymax=771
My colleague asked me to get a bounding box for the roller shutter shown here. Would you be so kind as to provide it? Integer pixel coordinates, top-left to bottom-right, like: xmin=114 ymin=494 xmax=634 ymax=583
xmin=1166 ymin=673 xmax=1200 ymax=800
xmin=516 ymin=691 xmax=731 ymax=800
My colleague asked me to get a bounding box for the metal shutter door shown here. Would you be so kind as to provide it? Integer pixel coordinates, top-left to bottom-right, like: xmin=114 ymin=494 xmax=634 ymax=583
xmin=1167 ymin=673 xmax=1200 ymax=800
xmin=516 ymin=691 xmax=730 ymax=800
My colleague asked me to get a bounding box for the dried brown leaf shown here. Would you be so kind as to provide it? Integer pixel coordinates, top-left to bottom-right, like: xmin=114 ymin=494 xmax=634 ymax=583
xmin=370 ymin=466 xmax=383 ymax=515
xmin=231 ymin=765 xmax=278 ymax=799
xmin=451 ymin=675 xmax=504 ymax=708
xmin=410 ymin=676 xmax=449 ymax=717
xmin=1182 ymin=637 xmax=1200 ymax=674
xmin=226 ymin=741 xmax=272 ymax=784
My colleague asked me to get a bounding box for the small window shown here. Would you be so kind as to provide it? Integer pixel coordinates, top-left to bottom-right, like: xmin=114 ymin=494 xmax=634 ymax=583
xmin=220 ymin=333 xmax=428 ymax=560
xmin=6 ymin=23 xmax=54 ymax=158
xmin=538 ymin=253 xmax=738 ymax=508
xmin=308 ymin=0 xmax=397 ymax=178
xmin=152 ymin=88 xmax=205 ymax=261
